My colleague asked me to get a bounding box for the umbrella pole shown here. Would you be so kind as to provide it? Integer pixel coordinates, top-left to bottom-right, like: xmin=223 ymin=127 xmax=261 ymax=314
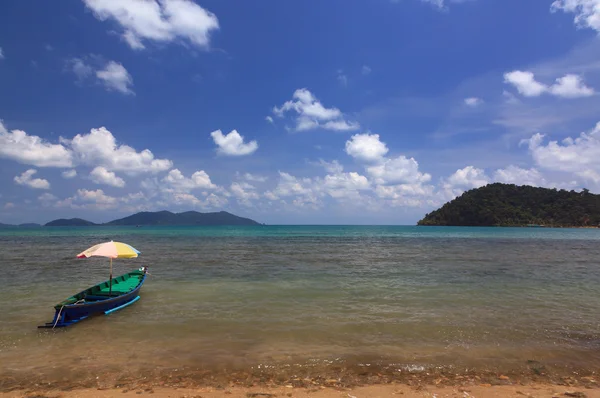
xmin=109 ymin=258 xmax=113 ymax=296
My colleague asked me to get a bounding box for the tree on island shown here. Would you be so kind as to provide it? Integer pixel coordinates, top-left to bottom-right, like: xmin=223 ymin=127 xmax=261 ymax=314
xmin=418 ymin=183 xmax=600 ymax=227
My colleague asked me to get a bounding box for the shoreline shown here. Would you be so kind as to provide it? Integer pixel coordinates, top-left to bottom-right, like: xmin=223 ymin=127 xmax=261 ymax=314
xmin=3 ymin=382 xmax=600 ymax=398
xmin=2 ymin=367 xmax=600 ymax=395
xmin=417 ymin=224 xmax=600 ymax=228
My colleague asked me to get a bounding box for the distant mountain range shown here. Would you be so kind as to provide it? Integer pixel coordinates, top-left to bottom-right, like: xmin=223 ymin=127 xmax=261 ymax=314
xmin=0 ymin=222 xmax=42 ymax=228
xmin=45 ymin=218 xmax=97 ymax=227
xmin=106 ymin=210 xmax=259 ymax=226
xmin=37 ymin=210 xmax=260 ymax=227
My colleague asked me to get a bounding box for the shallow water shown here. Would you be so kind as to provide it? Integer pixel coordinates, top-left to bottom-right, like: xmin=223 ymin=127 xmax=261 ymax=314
xmin=1 ymin=226 xmax=600 ymax=390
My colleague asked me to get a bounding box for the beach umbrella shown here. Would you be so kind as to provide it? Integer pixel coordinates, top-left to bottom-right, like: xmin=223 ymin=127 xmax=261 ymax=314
xmin=77 ymin=241 xmax=140 ymax=296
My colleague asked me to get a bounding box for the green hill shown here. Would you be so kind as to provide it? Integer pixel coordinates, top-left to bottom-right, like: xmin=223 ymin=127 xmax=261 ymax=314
xmin=45 ymin=218 xmax=98 ymax=227
xmin=418 ymin=183 xmax=600 ymax=227
xmin=106 ymin=210 xmax=260 ymax=226
xmin=43 ymin=210 xmax=260 ymax=227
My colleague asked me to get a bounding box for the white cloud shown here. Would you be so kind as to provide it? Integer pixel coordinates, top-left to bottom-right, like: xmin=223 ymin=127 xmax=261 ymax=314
xmin=0 ymin=122 xmax=173 ymax=176
xmin=362 ymin=65 xmax=372 ymax=75
xmin=502 ymin=90 xmax=521 ymax=105
xmin=4 ymin=202 xmax=15 ymax=209
xmin=211 ymin=129 xmax=258 ymax=156
xmin=345 ymin=133 xmax=389 ymax=162
xmin=14 ymin=169 xmax=51 ymax=189
xmin=344 ymin=133 xmax=435 ymax=207
xmin=493 ymin=166 xmax=547 ymax=186
xmin=391 ymin=0 xmax=470 ymax=9
xmin=526 ymin=121 xmax=600 ymax=183
xmin=551 ymin=0 xmax=600 ymax=32
xmin=78 ymin=189 xmax=118 ymax=209
xmin=121 ymin=191 xmax=146 ymax=204
xmin=266 ymin=172 xmax=313 ymax=199
xmin=56 ymin=189 xmax=119 ymax=210
xmin=0 ymin=121 xmax=74 ymax=167
xmin=440 ymin=166 xmax=490 ymax=200
xmin=322 ymin=172 xmax=370 ymax=198
xmin=337 ymin=70 xmax=348 ymax=87
xmin=70 ymin=127 xmax=172 ymax=174
xmin=273 ymin=88 xmax=360 ymax=132
xmin=162 ymin=168 xmax=216 ymax=191
xmin=77 ymin=189 xmax=116 ymax=204
xmin=162 ymin=191 xmax=227 ymax=209
xmin=0 ymin=47 xmax=5 ymax=59
xmin=62 ymin=169 xmax=77 ymax=179
xmin=265 ymin=116 xmax=274 ymax=124
xmin=67 ymin=58 xmax=93 ymax=81
xmin=264 ymin=172 xmax=323 ymax=209
xmin=275 ymin=88 xmax=340 ymax=119
xmin=504 ymin=71 xmax=548 ymax=97
xmin=38 ymin=193 xmax=58 ymax=204
xmin=391 ymin=0 xmax=445 ymax=7
xmin=410 ymin=0 xmax=475 ymax=9
xmin=96 ymin=61 xmax=134 ymax=95
xmin=265 ymin=168 xmax=374 ymax=210
xmin=321 ymin=120 xmax=361 ymax=131
xmin=83 ymin=0 xmax=219 ymax=50
xmin=315 ymin=159 xmax=344 ymax=174
xmin=230 ymin=182 xmax=259 ymax=207
xmin=504 ymin=70 xmax=594 ymax=99
xmin=140 ymin=177 xmax=158 ymax=191
xmin=140 ymin=171 xmax=227 ymax=210
xmin=464 ymin=97 xmax=483 ymax=107
xmin=170 ymin=192 xmax=203 ymax=206
xmin=204 ymin=193 xmax=228 ymax=208
xmin=446 ymin=166 xmax=490 ymax=188
xmin=240 ymin=172 xmax=268 ymax=182
xmin=295 ymin=117 xmax=318 ymax=131
xmin=374 ymin=184 xmax=436 ymax=207
xmin=67 ymin=58 xmax=135 ymax=95
xmin=366 ymin=156 xmax=432 ymax=185
xmin=90 ymin=166 xmax=126 ymax=187
xmin=549 ymin=74 xmax=595 ymax=98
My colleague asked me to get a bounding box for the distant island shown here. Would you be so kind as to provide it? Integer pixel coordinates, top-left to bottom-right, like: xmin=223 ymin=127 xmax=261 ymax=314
xmin=0 ymin=222 xmax=42 ymax=228
xmin=106 ymin=210 xmax=259 ymax=226
xmin=418 ymin=183 xmax=600 ymax=227
xmin=45 ymin=218 xmax=97 ymax=227
xmin=43 ymin=210 xmax=260 ymax=227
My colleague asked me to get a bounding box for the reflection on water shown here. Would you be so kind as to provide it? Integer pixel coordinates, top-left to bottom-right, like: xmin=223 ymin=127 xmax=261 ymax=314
xmin=1 ymin=226 xmax=600 ymax=390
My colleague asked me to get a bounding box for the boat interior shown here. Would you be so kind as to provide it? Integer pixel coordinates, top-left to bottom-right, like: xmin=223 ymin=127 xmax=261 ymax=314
xmin=57 ymin=270 xmax=144 ymax=307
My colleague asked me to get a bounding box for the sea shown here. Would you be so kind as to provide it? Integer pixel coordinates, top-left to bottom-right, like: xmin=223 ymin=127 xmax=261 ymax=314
xmin=1 ymin=225 xmax=600 ymax=390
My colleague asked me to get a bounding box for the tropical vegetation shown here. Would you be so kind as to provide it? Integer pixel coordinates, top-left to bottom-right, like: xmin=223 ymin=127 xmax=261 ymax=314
xmin=418 ymin=183 xmax=600 ymax=227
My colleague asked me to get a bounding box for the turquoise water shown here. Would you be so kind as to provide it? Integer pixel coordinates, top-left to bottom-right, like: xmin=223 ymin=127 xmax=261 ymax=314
xmin=1 ymin=225 xmax=600 ymax=389
xmin=2 ymin=225 xmax=600 ymax=239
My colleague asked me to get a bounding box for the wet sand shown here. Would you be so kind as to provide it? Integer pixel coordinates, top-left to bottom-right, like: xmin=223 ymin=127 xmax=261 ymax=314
xmin=2 ymin=383 xmax=600 ymax=398
xmin=2 ymin=370 xmax=600 ymax=398
xmin=2 ymin=357 xmax=600 ymax=396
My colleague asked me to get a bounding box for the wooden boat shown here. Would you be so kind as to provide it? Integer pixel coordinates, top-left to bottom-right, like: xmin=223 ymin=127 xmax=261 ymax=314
xmin=38 ymin=267 xmax=148 ymax=328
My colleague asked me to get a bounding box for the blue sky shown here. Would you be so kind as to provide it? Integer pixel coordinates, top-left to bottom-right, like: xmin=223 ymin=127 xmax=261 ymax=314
xmin=1 ymin=0 xmax=600 ymax=225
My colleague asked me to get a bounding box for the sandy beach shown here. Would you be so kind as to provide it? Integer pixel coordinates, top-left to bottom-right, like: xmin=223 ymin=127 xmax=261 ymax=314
xmin=3 ymin=372 xmax=600 ymax=398
xmin=2 ymin=383 xmax=600 ymax=398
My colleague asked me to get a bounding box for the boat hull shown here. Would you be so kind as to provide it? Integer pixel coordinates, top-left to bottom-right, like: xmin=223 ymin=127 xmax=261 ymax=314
xmin=39 ymin=269 xmax=147 ymax=328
